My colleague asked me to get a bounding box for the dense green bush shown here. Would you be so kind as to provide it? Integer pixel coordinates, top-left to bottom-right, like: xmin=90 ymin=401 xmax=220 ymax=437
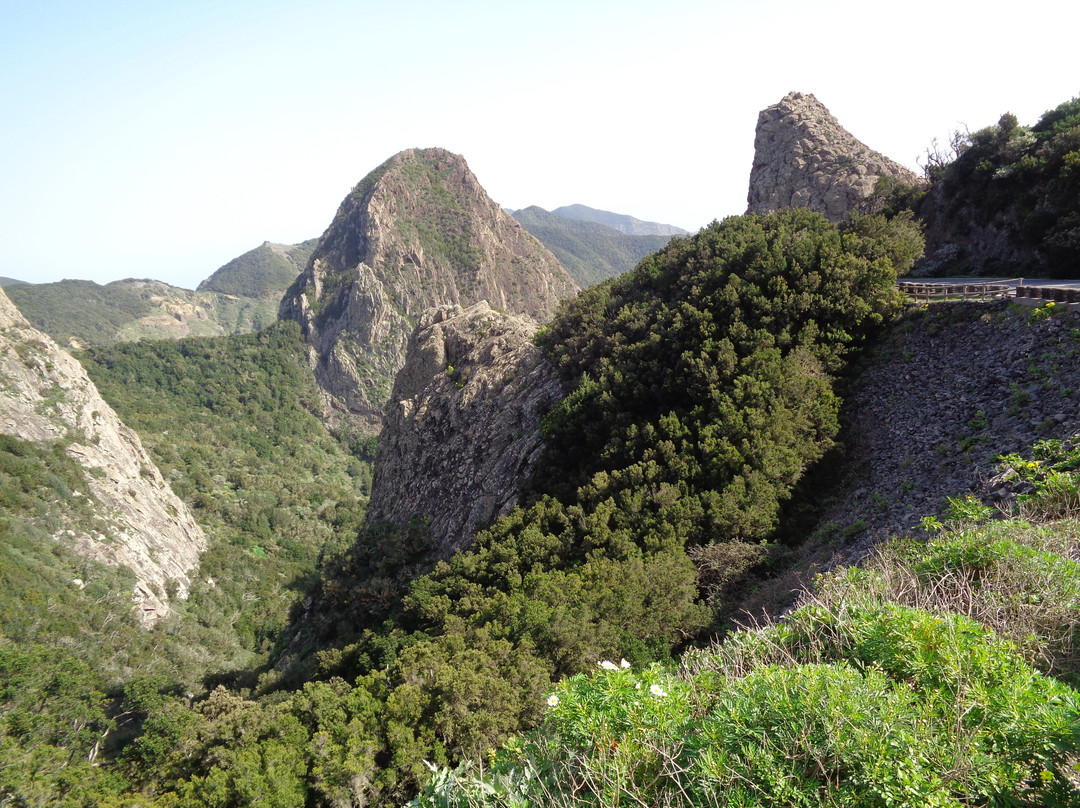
xmin=412 ymin=608 xmax=1080 ymax=807
xmin=532 ymin=208 xmax=913 ymax=545
xmin=913 ymin=96 xmax=1080 ymax=275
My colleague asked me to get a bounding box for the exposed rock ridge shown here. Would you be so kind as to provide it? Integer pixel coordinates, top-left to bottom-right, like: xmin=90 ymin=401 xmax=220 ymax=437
xmin=365 ymin=301 xmax=562 ymax=555
xmin=0 ymin=286 xmax=207 ymax=626
xmin=747 ymin=91 xmax=924 ymax=222
xmin=280 ymin=148 xmax=579 ymax=434
xmin=815 ymin=301 xmax=1080 ymax=563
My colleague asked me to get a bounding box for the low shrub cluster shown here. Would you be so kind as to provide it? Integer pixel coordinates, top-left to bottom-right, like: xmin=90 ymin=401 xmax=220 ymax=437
xmin=410 ymin=445 xmax=1080 ymax=807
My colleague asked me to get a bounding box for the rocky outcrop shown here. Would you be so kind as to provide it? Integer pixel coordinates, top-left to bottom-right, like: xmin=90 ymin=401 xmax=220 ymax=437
xmin=280 ymin=148 xmax=579 ymax=435
xmin=364 ymin=302 xmax=562 ymax=555
xmin=747 ymin=92 xmax=924 ymax=222
xmin=0 ymin=286 xmax=206 ymax=626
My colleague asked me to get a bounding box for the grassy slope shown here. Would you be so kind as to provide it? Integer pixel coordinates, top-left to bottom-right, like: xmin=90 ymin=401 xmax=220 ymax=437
xmin=198 ymin=239 xmax=317 ymax=299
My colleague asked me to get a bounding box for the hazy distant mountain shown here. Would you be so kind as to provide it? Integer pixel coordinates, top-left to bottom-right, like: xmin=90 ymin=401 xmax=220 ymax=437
xmin=512 ymin=205 xmax=676 ymax=287
xmin=550 ymin=204 xmax=688 ymax=237
xmin=0 ymin=277 xmax=28 ymax=286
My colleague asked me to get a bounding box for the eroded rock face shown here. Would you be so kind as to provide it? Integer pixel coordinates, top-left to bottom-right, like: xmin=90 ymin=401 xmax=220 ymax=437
xmin=0 ymin=287 xmax=206 ymax=626
xmin=365 ymin=302 xmax=562 ymax=555
xmin=280 ymin=148 xmax=579 ymax=435
xmin=747 ymin=92 xmax=924 ymax=222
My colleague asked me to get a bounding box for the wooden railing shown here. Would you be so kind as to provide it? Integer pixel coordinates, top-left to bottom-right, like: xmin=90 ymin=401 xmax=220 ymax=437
xmin=898 ymin=281 xmax=1014 ymax=302
xmin=898 ymin=280 xmax=1080 ymax=304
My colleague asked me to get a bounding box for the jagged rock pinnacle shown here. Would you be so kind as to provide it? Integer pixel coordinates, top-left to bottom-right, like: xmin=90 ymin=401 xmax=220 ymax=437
xmin=365 ymin=302 xmax=562 ymax=554
xmin=279 ymin=148 xmax=578 ymax=435
xmin=747 ymin=91 xmax=924 ymax=222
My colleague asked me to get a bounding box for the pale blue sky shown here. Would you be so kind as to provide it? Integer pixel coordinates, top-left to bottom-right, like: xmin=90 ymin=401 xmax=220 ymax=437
xmin=2 ymin=0 xmax=1077 ymax=289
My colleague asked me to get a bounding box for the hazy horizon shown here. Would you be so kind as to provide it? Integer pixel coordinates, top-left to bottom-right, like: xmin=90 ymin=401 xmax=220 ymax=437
xmin=3 ymin=0 xmax=1077 ymax=289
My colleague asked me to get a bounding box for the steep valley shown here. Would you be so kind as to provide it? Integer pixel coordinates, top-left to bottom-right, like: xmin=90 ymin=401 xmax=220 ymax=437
xmin=2 ymin=92 xmax=1080 ymax=807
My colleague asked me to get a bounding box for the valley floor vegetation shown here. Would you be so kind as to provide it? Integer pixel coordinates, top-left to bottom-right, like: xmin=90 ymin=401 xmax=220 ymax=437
xmin=9 ymin=207 xmax=1077 ymax=806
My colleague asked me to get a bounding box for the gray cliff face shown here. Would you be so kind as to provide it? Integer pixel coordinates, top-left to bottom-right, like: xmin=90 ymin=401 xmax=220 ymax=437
xmin=365 ymin=302 xmax=562 ymax=555
xmin=747 ymin=92 xmax=924 ymax=222
xmin=0 ymin=287 xmax=206 ymax=626
xmin=280 ymin=148 xmax=579 ymax=435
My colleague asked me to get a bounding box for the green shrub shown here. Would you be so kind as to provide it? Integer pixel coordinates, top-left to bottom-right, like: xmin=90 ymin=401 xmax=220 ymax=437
xmin=413 ymin=603 xmax=1079 ymax=806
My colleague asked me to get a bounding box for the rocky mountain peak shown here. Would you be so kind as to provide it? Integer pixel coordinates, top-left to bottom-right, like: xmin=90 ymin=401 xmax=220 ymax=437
xmin=279 ymin=148 xmax=578 ymax=434
xmin=364 ymin=301 xmax=563 ymax=555
xmin=0 ymin=287 xmax=206 ymax=626
xmin=747 ymin=91 xmax=924 ymax=221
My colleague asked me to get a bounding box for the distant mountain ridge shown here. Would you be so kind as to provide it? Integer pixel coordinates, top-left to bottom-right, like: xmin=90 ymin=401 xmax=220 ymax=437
xmin=198 ymin=239 xmax=317 ymax=299
xmin=512 ymin=205 xmax=676 ymax=287
xmin=4 ymin=278 xmax=283 ymax=349
xmin=2 ymin=239 xmax=316 ymax=349
xmin=550 ymin=203 xmax=688 ymax=236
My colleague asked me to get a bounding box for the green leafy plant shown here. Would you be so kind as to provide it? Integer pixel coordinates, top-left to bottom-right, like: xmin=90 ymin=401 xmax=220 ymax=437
xmin=413 ymin=606 xmax=1080 ymax=807
xmin=943 ymin=494 xmax=995 ymax=524
xmin=1029 ymin=300 xmax=1061 ymax=323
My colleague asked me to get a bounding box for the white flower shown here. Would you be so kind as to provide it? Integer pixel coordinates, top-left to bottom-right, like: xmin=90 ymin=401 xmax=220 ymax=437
xmin=620 ymin=658 xmax=631 ymax=669
xmin=635 ymin=682 xmax=642 ymax=690
xmin=546 ymin=695 xmax=559 ymax=707
xmin=599 ymin=660 xmax=618 ymax=671
xmin=649 ymin=684 xmax=666 ymax=697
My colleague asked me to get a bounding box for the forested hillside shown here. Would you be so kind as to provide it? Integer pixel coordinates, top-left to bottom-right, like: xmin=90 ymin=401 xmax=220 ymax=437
xmin=0 ymin=322 xmax=373 ymax=804
xmin=4 ymin=94 xmax=1080 ymax=806
xmin=0 ymin=207 xmax=929 ymax=808
xmin=79 ymin=322 xmax=372 ymax=672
